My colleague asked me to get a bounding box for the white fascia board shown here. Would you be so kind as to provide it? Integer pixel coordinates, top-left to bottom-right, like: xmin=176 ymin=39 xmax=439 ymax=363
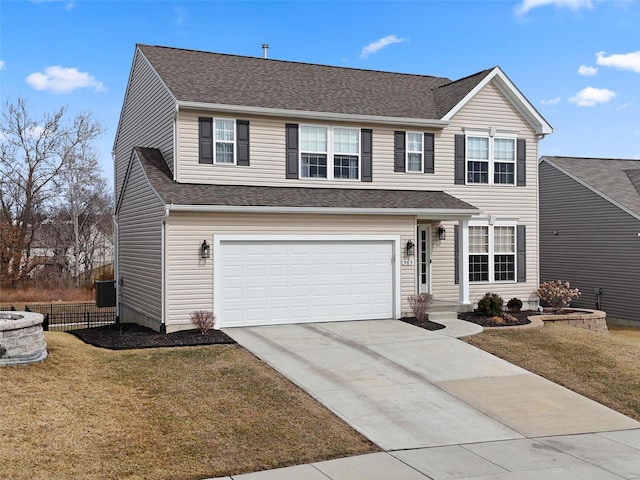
xmin=442 ymin=67 xmax=553 ymax=136
xmin=542 ymin=158 xmax=640 ymax=222
xmin=176 ymin=101 xmax=450 ymax=129
xmin=167 ymin=203 xmax=478 ymax=219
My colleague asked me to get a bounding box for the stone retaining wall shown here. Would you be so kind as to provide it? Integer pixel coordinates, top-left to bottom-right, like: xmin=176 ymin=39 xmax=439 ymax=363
xmin=530 ymin=308 xmax=608 ymax=334
xmin=0 ymin=312 xmax=48 ymax=366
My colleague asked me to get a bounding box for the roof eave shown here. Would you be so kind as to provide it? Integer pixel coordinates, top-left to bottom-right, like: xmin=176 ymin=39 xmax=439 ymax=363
xmin=441 ymin=67 xmax=554 ymax=135
xmin=176 ymin=101 xmax=450 ymax=128
xmin=166 ymin=203 xmax=479 ymax=219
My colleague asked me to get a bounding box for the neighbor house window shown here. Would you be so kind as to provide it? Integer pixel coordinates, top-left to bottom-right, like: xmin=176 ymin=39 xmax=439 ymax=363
xmin=468 ymin=223 xmax=516 ymax=283
xmin=467 ymin=135 xmax=516 ymax=185
xmin=300 ymin=126 xmax=359 ymax=180
xmin=406 ymin=132 xmax=423 ymax=172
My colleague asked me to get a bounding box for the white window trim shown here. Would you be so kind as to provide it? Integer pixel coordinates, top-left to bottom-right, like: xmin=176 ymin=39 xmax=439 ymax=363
xmin=464 ymin=129 xmax=517 ymax=186
xmin=299 ymin=124 xmax=361 ymax=181
xmin=405 ymin=131 xmax=423 ymax=174
xmin=214 ymin=118 xmax=237 ymax=165
xmin=468 ymin=219 xmax=517 ymax=284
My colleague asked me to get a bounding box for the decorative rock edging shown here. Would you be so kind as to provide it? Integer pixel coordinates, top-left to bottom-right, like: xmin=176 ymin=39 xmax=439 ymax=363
xmin=0 ymin=311 xmax=48 ymax=366
xmin=529 ymin=308 xmax=608 ymax=334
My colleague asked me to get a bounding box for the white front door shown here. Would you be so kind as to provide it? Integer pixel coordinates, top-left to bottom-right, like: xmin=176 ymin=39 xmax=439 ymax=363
xmin=418 ymin=226 xmax=431 ymax=294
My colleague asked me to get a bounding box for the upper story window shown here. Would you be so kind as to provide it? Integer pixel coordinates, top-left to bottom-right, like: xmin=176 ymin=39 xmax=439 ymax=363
xmin=406 ymin=132 xmax=423 ymax=173
xmin=199 ymin=117 xmax=250 ymax=166
xmin=455 ymin=132 xmax=524 ymax=186
xmin=300 ymin=125 xmax=360 ymax=180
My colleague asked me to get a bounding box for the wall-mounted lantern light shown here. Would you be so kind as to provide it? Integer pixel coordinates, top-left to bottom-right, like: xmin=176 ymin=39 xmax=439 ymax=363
xmin=406 ymin=240 xmax=415 ymax=256
xmin=200 ymin=240 xmax=211 ymax=259
xmin=437 ymin=225 xmax=447 ymax=241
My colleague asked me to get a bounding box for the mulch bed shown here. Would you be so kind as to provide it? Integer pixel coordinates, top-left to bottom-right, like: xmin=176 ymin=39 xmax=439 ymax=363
xmin=69 ymin=323 xmax=235 ymax=350
xmin=70 ymin=311 xmax=535 ymax=350
xmin=458 ymin=310 xmax=534 ymax=327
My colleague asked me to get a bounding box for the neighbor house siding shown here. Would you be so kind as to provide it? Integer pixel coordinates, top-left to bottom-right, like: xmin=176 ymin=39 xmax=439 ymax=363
xmin=540 ymin=161 xmax=640 ymax=325
xmin=114 ymin=48 xmax=175 ymax=201
xmin=117 ymin=153 xmax=166 ymax=330
xmin=164 ymin=212 xmax=415 ymax=332
xmin=430 ymin=83 xmax=539 ymax=306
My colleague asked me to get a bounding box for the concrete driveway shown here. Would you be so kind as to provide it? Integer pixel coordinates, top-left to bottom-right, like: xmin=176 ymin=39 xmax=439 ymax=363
xmin=217 ymin=320 xmax=640 ymax=479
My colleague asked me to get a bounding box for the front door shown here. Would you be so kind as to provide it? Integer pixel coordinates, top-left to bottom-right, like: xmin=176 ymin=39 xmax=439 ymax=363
xmin=418 ymin=225 xmax=431 ymax=294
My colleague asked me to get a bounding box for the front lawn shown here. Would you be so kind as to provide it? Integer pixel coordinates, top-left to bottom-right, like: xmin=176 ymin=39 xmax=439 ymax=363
xmin=465 ymin=323 xmax=640 ymax=422
xmin=0 ymin=333 xmax=376 ymax=480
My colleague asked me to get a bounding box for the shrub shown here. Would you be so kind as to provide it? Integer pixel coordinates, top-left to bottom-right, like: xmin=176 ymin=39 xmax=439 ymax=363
xmin=537 ymin=280 xmax=581 ymax=314
xmin=408 ymin=293 xmax=433 ymax=323
xmin=506 ymin=297 xmax=523 ymax=313
xmin=190 ymin=310 xmax=215 ymax=335
xmin=477 ymin=293 xmax=504 ymax=317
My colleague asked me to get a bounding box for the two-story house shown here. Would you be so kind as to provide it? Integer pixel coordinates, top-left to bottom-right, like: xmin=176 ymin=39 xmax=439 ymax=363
xmin=113 ymin=44 xmax=552 ymax=333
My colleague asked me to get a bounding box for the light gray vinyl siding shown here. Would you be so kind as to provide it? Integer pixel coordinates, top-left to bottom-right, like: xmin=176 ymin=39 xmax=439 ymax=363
xmin=540 ymin=161 xmax=640 ymax=325
xmin=114 ymin=48 xmax=175 ymax=202
xmin=117 ymin=153 xmax=166 ymax=327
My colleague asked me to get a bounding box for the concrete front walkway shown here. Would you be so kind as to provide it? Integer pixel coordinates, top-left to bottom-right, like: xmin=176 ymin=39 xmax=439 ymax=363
xmin=212 ymin=320 xmax=640 ymax=479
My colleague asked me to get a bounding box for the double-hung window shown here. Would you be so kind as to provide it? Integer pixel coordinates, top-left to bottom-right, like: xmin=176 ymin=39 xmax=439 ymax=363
xmin=406 ymin=132 xmax=423 ymax=172
xmin=468 ymin=223 xmax=516 ymax=283
xmin=466 ymin=134 xmax=516 ymax=185
xmin=215 ymin=119 xmax=235 ymax=164
xmin=300 ymin=126 xmax=360 ymax=180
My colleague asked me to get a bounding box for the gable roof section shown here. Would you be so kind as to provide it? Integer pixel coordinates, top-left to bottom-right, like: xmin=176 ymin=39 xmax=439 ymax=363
xmin=540 ymin=156 xmax=640 ymax=220
xmin=136 ymin=44 xmax=551 ymax=133
xmin=135 ymin=147 xmax=478 ymax=217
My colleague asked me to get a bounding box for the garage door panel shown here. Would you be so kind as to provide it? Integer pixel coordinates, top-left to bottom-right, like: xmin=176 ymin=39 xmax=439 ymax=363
xmin=217 ymin=240 xmax=395 ymax=327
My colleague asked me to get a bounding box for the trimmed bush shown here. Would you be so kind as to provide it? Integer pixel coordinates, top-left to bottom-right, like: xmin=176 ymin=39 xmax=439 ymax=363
xmin=190 ymin=310 xmax=215 ymax=335
xmin=477 ymin=292 xmax=504 ymax=317
xmin=506 ymin=297 xmax=523 ymax=313
xmin=408 ymin=293 xmax=433 ymax=323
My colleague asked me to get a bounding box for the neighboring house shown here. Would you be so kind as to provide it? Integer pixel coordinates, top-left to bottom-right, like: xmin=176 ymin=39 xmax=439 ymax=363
xmin=539 ymin=156 xmax=640 ymax=327
xmin=113 ymin=44 xmax=552 ymax=333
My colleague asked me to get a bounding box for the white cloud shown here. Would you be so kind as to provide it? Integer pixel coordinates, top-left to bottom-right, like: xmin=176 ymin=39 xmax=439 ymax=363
xmin=31 ymin=0 xmax=76 ymax=9
xmin=25 ymin=66 xmax=105 ymax=93
xmin=0 ymin=60 xmax=5 ymax=71
xmin=360 ymin=35 xmax=406 ymax=59
xmin=516 ymin=0 xmax=592 ymax=15
xmin=173 ymin=6 xmax=188 ymax=26
xmin=578 ymin=65 xmax=598 ymax=76
xmin=541 ymin=97 xmax=562 ymax=105
xmin=568 ymin=87 xmax=616 ymax=106
xmin=596 ymin=50 xmax=640 ymax=73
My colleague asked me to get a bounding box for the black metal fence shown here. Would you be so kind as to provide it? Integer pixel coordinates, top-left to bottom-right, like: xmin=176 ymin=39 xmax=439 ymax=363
xmin=24 ymin=302 xmax=117 ymax=332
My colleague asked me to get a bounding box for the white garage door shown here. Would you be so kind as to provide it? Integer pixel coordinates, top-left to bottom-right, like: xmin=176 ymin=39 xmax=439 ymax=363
xmin=216 ymin=239 xmax=395 ymax=328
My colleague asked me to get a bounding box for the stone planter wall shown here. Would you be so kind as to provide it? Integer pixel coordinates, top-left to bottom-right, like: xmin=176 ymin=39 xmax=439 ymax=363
xmin=530 ymin=308 xmax=608 ymax=334
xmin=0 ymin=311 xmax=48 ymax=366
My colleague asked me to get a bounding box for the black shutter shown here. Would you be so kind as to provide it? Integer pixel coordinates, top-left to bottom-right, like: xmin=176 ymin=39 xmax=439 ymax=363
xmin=454 ymin=224 xmax=459 ymax=285
xmin=454 ymin=134 xmax=465 ymax=184
xmin=517 ymin=225 xmax=526 ymax=282
xmin=394 ymin=131 xmax=405 ymax=172
xmin=361 ymin=129 xmax=373 ymax=182
xmin=516 ymin=138 xmax=526 ymax=186
xmin=285 ymin=123 xmax=299 ymax=179
xmin=199 ymin=117 xmax=213 ymax=164
xmin=424 ymin=132 xmax=434 ymax=174
xmin=236 ymin=120 xmax=250 ymax=166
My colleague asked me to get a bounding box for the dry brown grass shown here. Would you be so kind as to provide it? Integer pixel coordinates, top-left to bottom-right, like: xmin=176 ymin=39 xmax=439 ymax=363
xmin=0 ymin=288 xmax=94 ymax=307
xmin=0 ymin=334 xmax=375 ymax=480
xmin=465 ymin=323 xmax=640 ymax=422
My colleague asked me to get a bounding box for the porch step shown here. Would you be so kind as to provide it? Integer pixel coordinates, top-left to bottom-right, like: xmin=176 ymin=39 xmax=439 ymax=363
xmin=428 ymin=301 xmax=474 ymax=314
xmin=428 ymin=311 xmax=460 ymax=322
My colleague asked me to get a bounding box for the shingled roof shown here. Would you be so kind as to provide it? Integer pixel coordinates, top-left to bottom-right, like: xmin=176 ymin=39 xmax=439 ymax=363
xmin=541 ymin=156 xmax=640 ymax=217
xmin=134 ymin=147 xmax=478 ymax=214
xmin=137 ymin=44 xmax=491 ymax=120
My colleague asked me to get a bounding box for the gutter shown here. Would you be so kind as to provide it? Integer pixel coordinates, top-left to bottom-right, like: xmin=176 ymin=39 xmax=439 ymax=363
xmin=176 ymin=101 xmax=450 ymax=129
xmin=166 ymin=203 xmax=479 ymax=220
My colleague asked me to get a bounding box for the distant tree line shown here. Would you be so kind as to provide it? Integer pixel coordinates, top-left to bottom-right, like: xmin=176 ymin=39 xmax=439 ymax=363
xmin=0 ymin=98 xmax=113 ymax=289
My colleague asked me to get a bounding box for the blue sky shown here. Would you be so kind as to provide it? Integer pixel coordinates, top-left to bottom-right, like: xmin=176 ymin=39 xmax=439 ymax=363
xmin=1 ymin=0 xmax=639 ymax=187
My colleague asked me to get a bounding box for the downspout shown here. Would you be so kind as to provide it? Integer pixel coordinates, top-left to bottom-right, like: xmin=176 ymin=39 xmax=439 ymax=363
xmin=173 ymin=104 xmax=179 ymax=182
xmin=112 ymin=149 xmax=120 ymax=321
xmin=161 ymin=205 xmax=170 ymax=333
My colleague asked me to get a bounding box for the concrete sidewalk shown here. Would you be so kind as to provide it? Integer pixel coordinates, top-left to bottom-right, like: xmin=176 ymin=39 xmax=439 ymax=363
xmin=211 ymin=320 xmax=640 ymax=479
